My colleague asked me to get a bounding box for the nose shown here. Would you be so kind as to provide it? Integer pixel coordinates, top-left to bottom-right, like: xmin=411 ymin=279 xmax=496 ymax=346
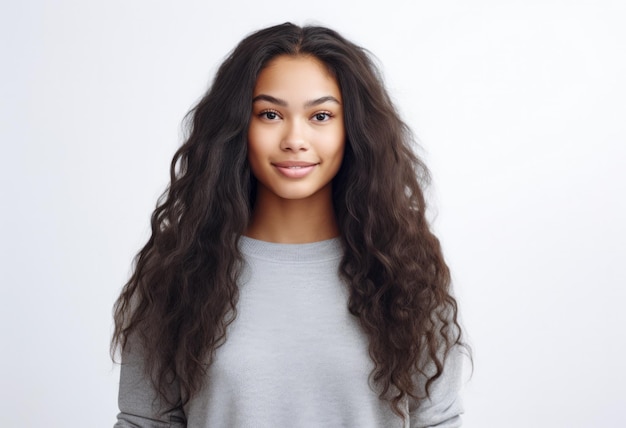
xmin=280 ymin=119 xmax=309 ymax=152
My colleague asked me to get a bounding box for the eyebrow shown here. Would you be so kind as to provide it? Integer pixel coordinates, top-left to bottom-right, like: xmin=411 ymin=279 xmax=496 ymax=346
xmin=252 ymin=94 xmax=341 ymax=108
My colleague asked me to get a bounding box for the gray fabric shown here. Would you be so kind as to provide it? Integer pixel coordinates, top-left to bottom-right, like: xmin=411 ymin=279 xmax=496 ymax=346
xmin=115 ymin=236 xmax=463 ymax=427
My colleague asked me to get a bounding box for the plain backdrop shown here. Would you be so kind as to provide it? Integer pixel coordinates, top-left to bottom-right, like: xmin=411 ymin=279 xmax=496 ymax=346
xmin=1 ymin=0 xmax=624 ymax=427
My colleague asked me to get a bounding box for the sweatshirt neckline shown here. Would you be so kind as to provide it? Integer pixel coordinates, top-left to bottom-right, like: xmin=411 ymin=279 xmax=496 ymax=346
xmin=239 ymin=236 xmax=343 ymax=263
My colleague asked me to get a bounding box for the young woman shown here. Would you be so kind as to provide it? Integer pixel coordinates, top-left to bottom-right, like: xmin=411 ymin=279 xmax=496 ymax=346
xmin=112 ymin=22 xmax=467 ymax=427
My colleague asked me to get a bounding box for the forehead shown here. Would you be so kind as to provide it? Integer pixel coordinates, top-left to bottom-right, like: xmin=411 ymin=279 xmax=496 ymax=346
xmin=253 ymin=55 xmax=341 ymax=101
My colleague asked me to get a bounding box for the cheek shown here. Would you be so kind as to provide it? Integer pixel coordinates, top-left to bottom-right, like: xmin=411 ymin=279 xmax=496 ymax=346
xmin=247 ymin=124 xmax=269 ymax=166
xmin=319 ymin=129 xmax=345 ymax=163
xmin=247 ymin=145 xmax=265 ymax=181
xmin=247 ymin=122 xmax=259 ymax=154
xmin=248 ymin=119 xmax=280 ymax=143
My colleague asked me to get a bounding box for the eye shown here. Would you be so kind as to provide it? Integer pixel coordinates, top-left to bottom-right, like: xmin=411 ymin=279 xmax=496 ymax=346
xmin=312 ymin=111 xmax=333 ymax=122
xmin=259 ymin=110 xmax=281 ymax=120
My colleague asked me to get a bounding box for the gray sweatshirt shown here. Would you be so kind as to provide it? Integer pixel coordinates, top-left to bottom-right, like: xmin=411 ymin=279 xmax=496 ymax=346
xmin=115 ymin=237 xmax=463 ymax=427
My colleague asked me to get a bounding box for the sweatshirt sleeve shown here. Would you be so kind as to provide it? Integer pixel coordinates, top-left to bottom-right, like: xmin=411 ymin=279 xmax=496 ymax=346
xmin=114 ymin=342 xmax=187 ymax=428
xmin=409 ymin=344 xmax=465 ymax=428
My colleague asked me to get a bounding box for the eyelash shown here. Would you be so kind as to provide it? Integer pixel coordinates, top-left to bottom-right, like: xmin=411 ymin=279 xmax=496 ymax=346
xmin=259 ymin=109 xmax=281 ymax=120
xmin=312 ymin=111 xmax=333 ymax=122
xmin=257 ymin=110 xmax=334 ymax=122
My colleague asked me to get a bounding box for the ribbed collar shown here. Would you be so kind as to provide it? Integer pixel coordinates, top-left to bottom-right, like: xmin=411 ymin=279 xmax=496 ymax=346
xmin=239 ymin=236 xmax=343 ymax=263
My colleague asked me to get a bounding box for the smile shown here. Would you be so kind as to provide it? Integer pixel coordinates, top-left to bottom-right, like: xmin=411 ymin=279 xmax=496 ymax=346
xmin=272 ymin=162 xmax=318 ymax=178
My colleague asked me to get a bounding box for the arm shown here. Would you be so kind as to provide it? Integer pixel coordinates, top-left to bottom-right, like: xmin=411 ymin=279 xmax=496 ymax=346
xmin=409 ymin=345 xmax=465 ymax=428
xmin=114 ymin=342 xmax=187 ymax=428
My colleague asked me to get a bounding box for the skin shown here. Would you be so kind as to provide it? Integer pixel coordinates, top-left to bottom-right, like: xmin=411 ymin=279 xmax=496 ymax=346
xmin=246 ymin=55 xmax=345 ymax=243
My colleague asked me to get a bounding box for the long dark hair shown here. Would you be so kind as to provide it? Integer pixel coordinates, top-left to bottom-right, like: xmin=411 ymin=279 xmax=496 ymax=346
xmin=112 ymin=22 xmax=465 ymax=417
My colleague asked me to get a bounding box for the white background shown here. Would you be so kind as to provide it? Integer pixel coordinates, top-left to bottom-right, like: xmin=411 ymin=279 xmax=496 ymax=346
xmin=1 ymin=1 xmax=624 ymax=427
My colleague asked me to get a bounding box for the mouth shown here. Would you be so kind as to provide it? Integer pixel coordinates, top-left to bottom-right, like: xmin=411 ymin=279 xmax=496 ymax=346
xmin=272 ymin=161 xmax=319 ymax=168
xmin=272 ymin=161 xmax=319 ymax=178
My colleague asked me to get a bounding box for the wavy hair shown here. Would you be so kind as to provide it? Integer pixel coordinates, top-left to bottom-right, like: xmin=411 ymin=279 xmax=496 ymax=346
xmin=112 ymin=22 xmax=465 ymax=417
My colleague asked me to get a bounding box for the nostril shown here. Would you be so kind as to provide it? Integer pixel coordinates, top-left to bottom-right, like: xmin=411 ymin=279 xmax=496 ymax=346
xmin=280 ymin=138 xmax=309 ymax=152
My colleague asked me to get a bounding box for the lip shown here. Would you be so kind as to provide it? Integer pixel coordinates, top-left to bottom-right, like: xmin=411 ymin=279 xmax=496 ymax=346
xmin=272 ymin=161 xmax=318 ymax=167
xmin=272 ymin=161 xmax=319 ymax=178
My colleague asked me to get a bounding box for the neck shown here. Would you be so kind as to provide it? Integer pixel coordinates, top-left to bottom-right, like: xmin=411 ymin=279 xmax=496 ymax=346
xmin=246 ymin=186 xmax=340 ymax=244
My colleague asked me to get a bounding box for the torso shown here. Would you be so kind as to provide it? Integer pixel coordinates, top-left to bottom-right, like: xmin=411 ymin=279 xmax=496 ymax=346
xmin=184 ymin=237 xmax=407 ymax=427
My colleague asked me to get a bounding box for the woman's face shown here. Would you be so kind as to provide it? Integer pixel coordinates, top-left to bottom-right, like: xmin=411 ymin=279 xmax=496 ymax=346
xmin=247 ymin=55 xmax=345 ymax=203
